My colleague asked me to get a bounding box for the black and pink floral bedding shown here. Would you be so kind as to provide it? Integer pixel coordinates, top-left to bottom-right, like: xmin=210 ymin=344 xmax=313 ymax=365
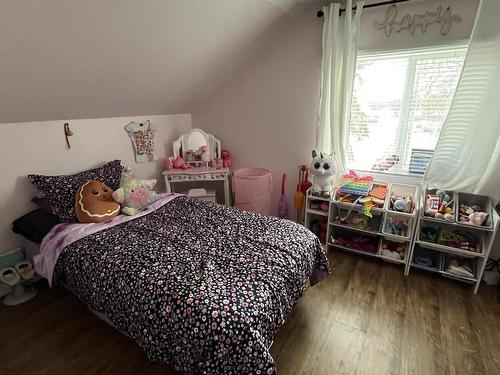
xmin=42 ymin=196 xmax=330 ymax=374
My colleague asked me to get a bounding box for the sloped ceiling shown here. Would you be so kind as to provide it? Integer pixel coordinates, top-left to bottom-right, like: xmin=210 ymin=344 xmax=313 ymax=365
xmin=0 ymin=0 xmax=310 ymax=124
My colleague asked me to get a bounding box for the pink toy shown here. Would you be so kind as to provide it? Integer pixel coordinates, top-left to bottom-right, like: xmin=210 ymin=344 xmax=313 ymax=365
xmin=468 ymin=211 xmax=488 ymax=226
xmin=166 ymin=156 xmax=192 ymax=170
xmin=213 ymin=159 xmax=224 ymax=169
xmin=112 ymin=176 xmax=164 ymax=216
xmin=221 ymin=149 xmax=232 ymax=168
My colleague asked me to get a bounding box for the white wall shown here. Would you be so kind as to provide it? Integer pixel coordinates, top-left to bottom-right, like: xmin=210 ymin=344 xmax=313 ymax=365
xmin=0 ymin=114 xmax=191 ymax=253
xmin=192 ymin=0 xmax=478 ymax=215
xmin=193 ymin=4 xmax=323 ymax=216
xmin=0 ymin=0 xmax=284 ymax=123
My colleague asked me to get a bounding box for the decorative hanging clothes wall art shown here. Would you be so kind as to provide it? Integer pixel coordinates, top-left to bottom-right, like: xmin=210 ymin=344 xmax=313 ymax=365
xmin=125 ymin=120 xmax=157 ymax=163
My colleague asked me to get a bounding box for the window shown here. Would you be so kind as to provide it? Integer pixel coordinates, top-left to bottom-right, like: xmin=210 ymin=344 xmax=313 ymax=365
xmin=347 ymin=45 xmax=467 ymax=175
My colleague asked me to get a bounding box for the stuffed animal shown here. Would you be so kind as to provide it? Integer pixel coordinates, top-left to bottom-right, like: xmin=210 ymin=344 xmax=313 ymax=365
xmin=221 ymin=149 xmax=232 ymax=168
xmin=166 ymin=156 xmax=192 ymax=170
xmin=75 ymin=180 xmax=121 ymax=223
xmin=309 ymin=149 xmax=337 ymax=197
xmin=112 ymin=177 xmax=163 ymax=216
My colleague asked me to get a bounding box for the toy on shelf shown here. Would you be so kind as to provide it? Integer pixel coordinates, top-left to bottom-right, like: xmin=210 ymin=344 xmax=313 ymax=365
xmin=420 ymin=225 xmax=479 ymax=252
xmin=338 ymin=170 xmax=373 ymax=196
xmin=336 ymin=176 xmax=387 ymax=220
xmin=380 ymin=239 xmax=406 ymax=260
xmin=310 ymin=200 xmax=329 ymax=212
xmin=458 ymin=203 xmax=488 ymax=226
xmin=420 ymin=226 xmax=438 ymax=242
xmin=309 ymin=149 xmax=337 ymax=198
xmin=336 ymin=182 xmax=386 ymax=208
xmin=424 ymin=189 xmax=454 ymax=221
xmin=437 ymin=229 xmax=479 ymax=252
xmin=331 ymin=230 xmax=378 ymax=253
xmin=412 ymin=246 xmax=442 ymax=270
xmin=221 ymin=149 xmax=232 ymax=168
xmin=334 ymin=208 xmax=381 ymax=232
xmin=369 ymin=185 xmax=388 ymax=200
xmin=445 ymin=256 xmax=475 ymax=278
xmin=414 ymin=255 xmax=434 ymax=268
xmin=385 ymin=216 xmax=409 ymax=237
xmin=166 ymin=156 xmax=192 ymax=170
xmin=390 ymin=194 xmax=415 ymax=213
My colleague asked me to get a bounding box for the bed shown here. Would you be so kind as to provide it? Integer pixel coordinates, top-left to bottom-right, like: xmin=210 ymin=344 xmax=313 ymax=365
xmin=33 ymin=193 xmax=330 ymax=374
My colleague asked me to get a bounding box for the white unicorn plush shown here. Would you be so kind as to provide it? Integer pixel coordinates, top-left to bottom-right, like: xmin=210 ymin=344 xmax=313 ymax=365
xmin=309 ymin=149 xmax=337 ymax=197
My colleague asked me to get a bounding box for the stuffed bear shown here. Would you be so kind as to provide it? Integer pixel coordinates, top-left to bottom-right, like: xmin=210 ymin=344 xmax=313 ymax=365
xmin=309 ymin=149 xmax=337 ymax=197
xmin=75 ymin=180 xmax=121 ymax=223
xmin=112 ymin=177 xmax=163 ymax=216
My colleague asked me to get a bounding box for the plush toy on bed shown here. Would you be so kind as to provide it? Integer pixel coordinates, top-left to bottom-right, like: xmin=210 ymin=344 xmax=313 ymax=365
xmin=75 ymin=180 xmax=121 ymax=223
xmin=309 ymin=149 xmax=337 ymax=197
xmin=112 ymin=175 xmax=163 ymax=216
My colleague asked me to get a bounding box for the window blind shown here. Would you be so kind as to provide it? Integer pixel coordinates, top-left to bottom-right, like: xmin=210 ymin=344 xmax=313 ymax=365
xmin=347 ymin=45 xmax=467 ymax=175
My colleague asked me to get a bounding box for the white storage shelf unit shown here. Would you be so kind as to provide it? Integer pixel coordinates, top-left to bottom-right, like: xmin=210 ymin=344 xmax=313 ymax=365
xmin=305 ymin=182 xmax=419 ymax=273
xmin=304 ymin=180 xmax=499 ymax=293
xmin=408 ymin=189 xmax=499 ymax=293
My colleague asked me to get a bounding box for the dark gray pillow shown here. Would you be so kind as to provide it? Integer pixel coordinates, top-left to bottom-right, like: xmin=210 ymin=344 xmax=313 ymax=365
xmin=28 ymin=160 xmax=122 ymax=222
xmin=12 ymin=209 xmax=61 ymax=243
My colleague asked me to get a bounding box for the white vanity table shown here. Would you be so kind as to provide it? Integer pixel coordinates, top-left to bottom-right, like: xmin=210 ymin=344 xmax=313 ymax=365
xmin=163 ymin=129 xmax=231 ymax=206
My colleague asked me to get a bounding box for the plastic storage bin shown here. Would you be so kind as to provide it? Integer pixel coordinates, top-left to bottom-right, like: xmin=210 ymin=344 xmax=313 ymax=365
xmin=382 ymin=213 xmax=413 ymax=240
xmin=417 ymin=220 xmax=484 ymax=256
xmin=386 ymin=183 xmax=417 ymax=215
xmin=422 ymin=188 xmax=456 ymax=223
xmin=334 ymin=181 xmax=388 ymax=210
xmin=379 ymin=238 xmax=407 ymax=263
xmin=442 ymin=254 xmax=477 ymax=282
xmin=456 ymin=192 xmax=493 ymax=229
xmin=330 ymin=227 xmax=379 ymax=254
xmin=411 ymin=245 xmax=443 ymax=272
xmin=332 ymin=207 xmax=383 ymax=233
xmin=233 ymin=168 xmax=273 ymax=215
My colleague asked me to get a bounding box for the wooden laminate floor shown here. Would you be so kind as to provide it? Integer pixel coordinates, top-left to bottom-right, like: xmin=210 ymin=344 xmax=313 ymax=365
xmin=1 ymin=249 xmax=499 ymax=375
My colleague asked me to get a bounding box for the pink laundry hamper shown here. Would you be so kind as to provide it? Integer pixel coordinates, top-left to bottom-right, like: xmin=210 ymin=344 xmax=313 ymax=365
xmin=233 ymin=168 xmax=273 ymax=215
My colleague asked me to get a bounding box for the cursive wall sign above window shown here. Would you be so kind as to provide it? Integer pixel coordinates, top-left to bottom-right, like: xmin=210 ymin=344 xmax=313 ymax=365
xmin=373 ymin=5 xmax=462 ymax=37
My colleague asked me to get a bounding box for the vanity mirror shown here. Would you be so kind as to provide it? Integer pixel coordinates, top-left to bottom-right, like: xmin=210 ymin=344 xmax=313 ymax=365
xmin=173 ymin=128 xmax=221 ymax=166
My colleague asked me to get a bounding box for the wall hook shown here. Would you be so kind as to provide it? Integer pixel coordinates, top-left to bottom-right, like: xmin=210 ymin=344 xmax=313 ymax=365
xmin=64 ymin=123 xmax=73 ymax=149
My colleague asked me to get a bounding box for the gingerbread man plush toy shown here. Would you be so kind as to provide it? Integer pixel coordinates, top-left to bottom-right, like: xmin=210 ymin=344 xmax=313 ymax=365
xmin=75 ymin=180 xmax=121 ymax=223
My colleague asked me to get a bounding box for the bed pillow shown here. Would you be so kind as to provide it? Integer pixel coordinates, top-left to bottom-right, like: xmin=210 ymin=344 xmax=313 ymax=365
xmin=12 ymin=209 xmax=61 ymax=243
xmin=30 ymin=195 xmax=52 ymax=213
xmin=28 ymin=160 xmax=122 ymax=222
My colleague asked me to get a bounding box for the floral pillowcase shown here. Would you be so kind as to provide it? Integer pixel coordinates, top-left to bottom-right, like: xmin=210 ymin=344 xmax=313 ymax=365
xmin=28 ymin=160 xmax=123 ymax=223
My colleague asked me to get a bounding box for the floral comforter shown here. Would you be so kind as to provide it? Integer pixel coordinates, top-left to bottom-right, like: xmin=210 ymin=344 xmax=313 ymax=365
xmin=50 ymin=196 xmax=330 ymax=374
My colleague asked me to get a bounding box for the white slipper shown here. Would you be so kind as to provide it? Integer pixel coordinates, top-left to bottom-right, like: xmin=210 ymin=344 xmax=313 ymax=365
xmin=15 ymin=262 xmax=35 ymax=280
xmin=0 ymin=268 xmax=21 ymax=286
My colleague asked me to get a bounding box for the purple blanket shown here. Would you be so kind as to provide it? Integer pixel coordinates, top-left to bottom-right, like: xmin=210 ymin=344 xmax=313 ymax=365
xmin=40 ymin=196 xmax=330 ymax=374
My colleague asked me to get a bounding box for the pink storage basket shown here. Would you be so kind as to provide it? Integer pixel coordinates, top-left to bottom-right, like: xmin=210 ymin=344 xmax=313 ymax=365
xmin=233 ymin=168 xmax=273 ymax=215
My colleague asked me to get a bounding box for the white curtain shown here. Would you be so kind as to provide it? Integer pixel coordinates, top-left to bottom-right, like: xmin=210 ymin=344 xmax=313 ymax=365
xmin=424 ymin=0 xmax=500 ymax=203
xmin=315 ymin=0 xmax=363 ymax=174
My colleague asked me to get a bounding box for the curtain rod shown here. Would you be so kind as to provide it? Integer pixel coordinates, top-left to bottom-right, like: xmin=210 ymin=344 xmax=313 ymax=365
xmin=316 ymin=0 xmax=410 ymax=17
